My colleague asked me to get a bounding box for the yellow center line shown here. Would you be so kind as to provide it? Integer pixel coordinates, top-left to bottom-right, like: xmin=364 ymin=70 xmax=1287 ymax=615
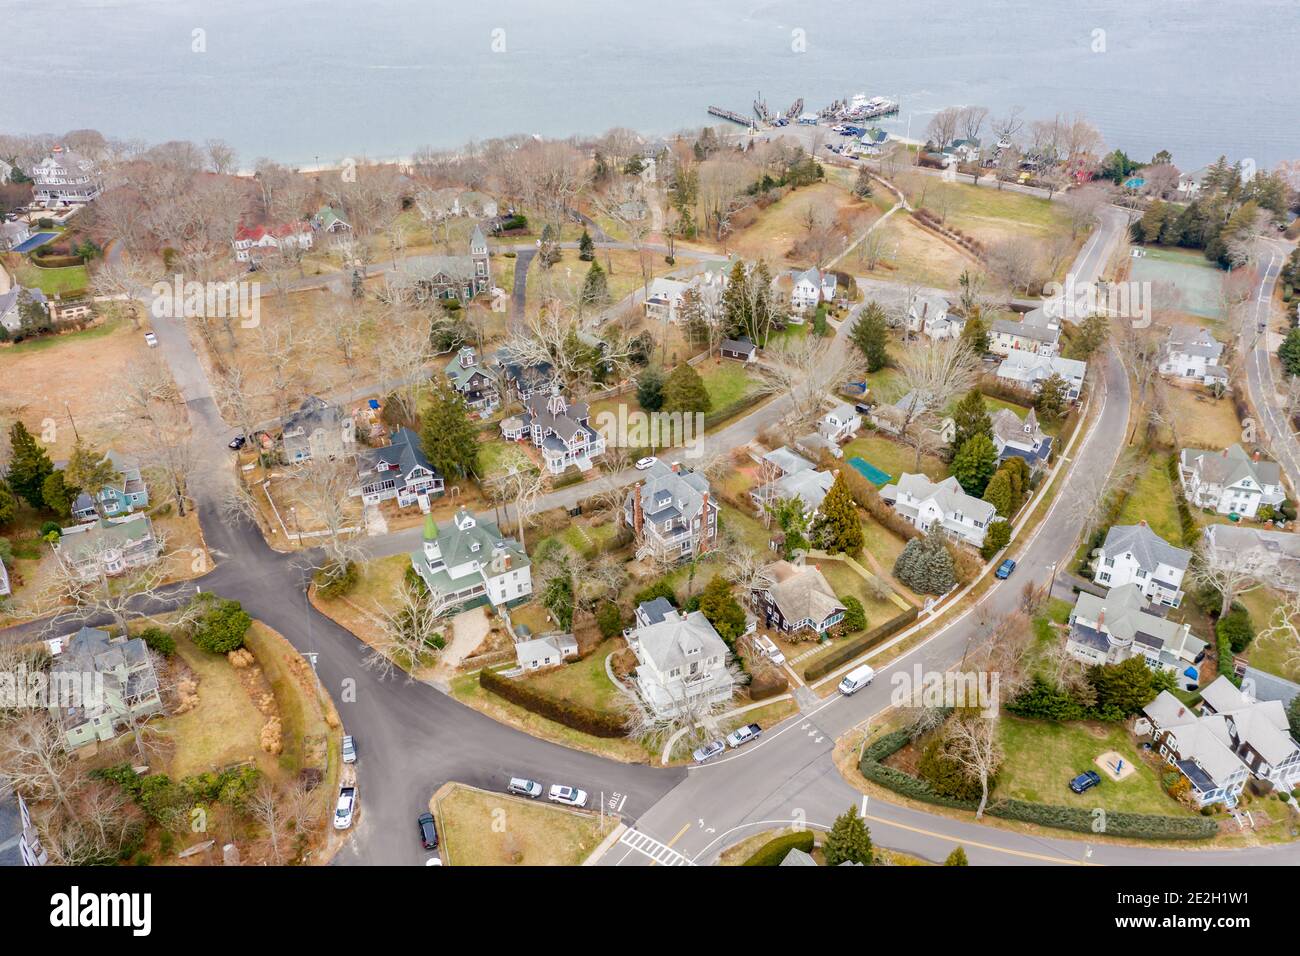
xmin=651 ymin=823 xmax=694 ymax=868
xmin=861 ymin=812 xmax=1101 ymax=867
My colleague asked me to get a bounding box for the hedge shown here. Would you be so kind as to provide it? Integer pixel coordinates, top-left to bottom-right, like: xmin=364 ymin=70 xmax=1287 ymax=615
xmin=860 ymin=727 xmax=1218 ymax=841
xmin=804 ymin=606 xmax=919 ymax=681
xmin=742 ymin=829 xmax=815 ymax=866
xmin=479 ymin=666 xmax=628 ymax=738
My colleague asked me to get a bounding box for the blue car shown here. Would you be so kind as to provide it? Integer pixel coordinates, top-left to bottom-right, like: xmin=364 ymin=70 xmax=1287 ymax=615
xmin=994 ymin=559 xmax=1016 ymax=579
xmin=1069 ymin=771 xmax=1102 ymax=794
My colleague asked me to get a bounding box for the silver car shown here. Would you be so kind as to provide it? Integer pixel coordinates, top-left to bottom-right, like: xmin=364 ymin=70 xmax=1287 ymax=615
xmin=341 ymin=735 xmax=356 ymax=764
xmin=508 ymin=777 xmax=543 ymax=798
xmin=692 ymin=739 xmax=726 ymax=763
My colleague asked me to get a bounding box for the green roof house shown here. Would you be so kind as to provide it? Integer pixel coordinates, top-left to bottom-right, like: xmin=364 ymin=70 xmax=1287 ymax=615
xmin=410 ymin=509 xmax=531 ymax=609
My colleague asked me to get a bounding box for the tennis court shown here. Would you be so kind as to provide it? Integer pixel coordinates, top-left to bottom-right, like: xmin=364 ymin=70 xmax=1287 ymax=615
xmin=10 ymin=232 xmax=57 ymax=254
xmin=1130 ymin=246 xmax=1225 ymax=320
xmin=848 ymin=456 xmax=891 ymax=486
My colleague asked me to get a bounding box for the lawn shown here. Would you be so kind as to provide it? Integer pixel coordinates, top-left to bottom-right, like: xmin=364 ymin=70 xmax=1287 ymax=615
xmin=1115 ymin=453 xmax=1184 ymax=546
xmin=995 ymin=717 xmax=1194 ymax=817
xmin=1158 ymin=385 xmax=1242 ymax=450
xmin=1241 ymin=587 xmax=1297 ymax=681
xmin=311 ymin=554 xmax=412 ymax=658
xmin=15 ymin=262 xmax=89 ymax=297
xmin=842 ymin=432 xmax=947 ymax=483
xmin=522 ymin=639 xmax=626 ymax=712
xmin=698 ymin=360 xmax=762 ymax=410
xmin=720 ymin=501 xmax=773 ymax=553
xmin=434 ymin=784 xmax=616 ymax=865
xmin=720 ymin=180 xmax=879 ymax=271
xmin=861 ymin=214 xmax=977 ymax=289
xmin=814 ymin=556 xmax=907 ymax=628
xmin=527 ymin=247 xmax=668 ymax=314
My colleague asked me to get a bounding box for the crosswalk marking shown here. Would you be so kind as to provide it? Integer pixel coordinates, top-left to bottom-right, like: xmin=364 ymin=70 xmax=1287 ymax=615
xmin=617 ymin=827 xmax=696 ymax=866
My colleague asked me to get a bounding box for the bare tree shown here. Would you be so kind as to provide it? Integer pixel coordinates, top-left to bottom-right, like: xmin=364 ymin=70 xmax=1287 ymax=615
xmin=205 ymin=139 xmax=239 ymax=176
xmin=89 ymin=259 xmax=157 ymax=329
xmin=941 ymin=713 xmax=1003 ymax=819
xmin=759 ymin=335 xmax=868 ymax=441
xmin=290 ymin=456 xmax=363 ymax=582
xmin=896 ymin=337 xmax=979 ymax=468
xmin=926 ymin=108 xmax=962 ymax=149
xmin=487 ymin=449 xmax=546 ymax=552
xmin=0 ymin=716 xmax=81 ymax=817
xmin=366 ymin=582 xmax=452 ymax=680
xmin=1189 ymin=540 xmax=1270 ymax=620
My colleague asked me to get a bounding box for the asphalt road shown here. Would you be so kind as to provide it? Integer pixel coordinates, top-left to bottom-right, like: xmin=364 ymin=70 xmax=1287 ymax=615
xmin=1240 ymin=241 xmax=1300 ymax=489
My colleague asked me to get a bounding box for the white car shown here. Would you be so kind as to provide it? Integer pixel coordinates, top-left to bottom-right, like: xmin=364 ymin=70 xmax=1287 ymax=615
xmin=144 ymin=331 xmax=158 ymax=348
xmin=755 ymin=635 xmax=785 ymax=667
xmin=341 ymin=735 xmax=356 ymax=764
xmin=726 ymin=723 xmax=763 ymax=749
xmin=334 ymin=786 xmax=356 ymax=830
xmin=548 ymin=784 xmax=588 ymax=807
xmin=635 ymin=456 xmax=658 ymax=470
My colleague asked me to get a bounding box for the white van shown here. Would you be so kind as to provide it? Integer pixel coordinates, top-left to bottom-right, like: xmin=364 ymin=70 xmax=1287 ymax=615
xmin=755 ymin=634 xmax=786 ymax=667
xmin=838 ymin=664 xmax=875 ymax=696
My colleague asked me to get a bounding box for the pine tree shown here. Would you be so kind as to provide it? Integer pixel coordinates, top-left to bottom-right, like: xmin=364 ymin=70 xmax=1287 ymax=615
xmin=893 ymin=533 xmax=956 ymax=595
xmin=952 ymin=434 xmax=998 ymax=497
xmin=944 ymin=846 xmax=969 ymax=866
xmin=578 ymin=228 xmax=595 ymax=261
xmin=722 ymin=260 xmax=750 ymax=339
xmin=960 ymin=308 xmax=989 ymax=354
xmin=853 ymin=166 xmax=874 ymax=199
xmin=980 ymin=518 xmax=1011 ymax=559
xmin=40 ymin=471 xmax=76 ymax=520
xmin=823 ymin=805 xmax=873 ymax=866
xmin=1068 ymin=312 xmax=1110 ymax=360
xmin=636 ymin=367 xmax=665 ymax=412
xmin=419 ymin=380 xmax=480 ymax=480
xmin=6 ymin=421 xmax=54 ymax=510
xmin=1035 ymin=374 xmax=1069 ymax=420
xmin=698 ymin=575 xmax=746 ymax=646
xmin=580 ymin=260 xmax=610 ymax=314
xmin=661 ymin=363 xmax=712 ymax=415
xmin=849 ymin=301 xmax=890 ymax=372
xmin=0 ymin=479 xmax=17 ymax=528
xmin=950 ymin=388 xmax=992 ymax=455
xmin=1280 ymin=328 xmax=1300 ymax=377
xmin=813 ymin=473 xmax=864 ymax=555
xmin=982 ymin=469 xmax=1014 ymax=518
xmin=64 ymin=441 xmax=121 ymax=518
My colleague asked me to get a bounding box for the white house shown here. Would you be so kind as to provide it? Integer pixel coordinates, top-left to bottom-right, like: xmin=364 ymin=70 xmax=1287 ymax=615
xmin=1143 ymin=676 xmax=1300 ymax=807
xmin=626 ymin=600 xmax=734 ymax=718
xmin=1178 ymin=444 xmax=1283 ymax=518
xmin=232 ymin=222 xmax=314 ymax=262
xmin=868 ymin=391 xmax=956 ymax=447
xmin=776 ymin=268 xmax=837 ymax=316
xmin=1093 ymin=521 xmax=1191 ymax=608
xmin=30 ymin=146 xmax=102 ymax=205
xmin=995 ymin=352 xmax=1087 ymax=401
xmin=1065 ymin=584 xmax=1206 ymax=684
xmin=515 ymin=632 xmax=578 ymax=671
xmin=53 ymin=516 xmax=162 ymax=580
xmin=750 ymin=468 xmax=835 ymax=519
xmin=410 ymin=511 xmax=532 ymax=610
xmin=500 ymin=389 xmax=604 ymax=475
xmin=353 ymin=427 xmax=443 ymax=508
xmin=643 ymin=266 xmax=729 ymax=324
xmin=762 ymin=446 xmax=815 ymax=478
xmin=0 ymin=219 xmax=32 ymax=251
xmin=879 ymin=473 xmax=1000 ymax=548
xmin=908 ymin=295 xmax=959 ymax=339
xmin=1202 ymin=524 xmax=1300 ymax=591
xmin=1158 ymin=324 xmax=1228 ymax=387
xmin=818 ymin=403 xmax=862 ymax=443
xmin=989 ymin=307 xmax=1061 ymax=357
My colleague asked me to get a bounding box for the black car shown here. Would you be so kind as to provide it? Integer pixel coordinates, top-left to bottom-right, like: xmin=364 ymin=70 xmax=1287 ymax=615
xmin=1069 ymin=770 xmax=1102 ymax=794
xmin=228 ymin=435 xmax=247 ymax=450
xmin=418 ymin=812 xmax=438 ymax=849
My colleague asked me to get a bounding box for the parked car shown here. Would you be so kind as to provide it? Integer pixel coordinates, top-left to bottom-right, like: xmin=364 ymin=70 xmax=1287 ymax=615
xmin=417 ymin=811 xmax=439 ymax=850
xmin=227 ymin=435 xmax=247 ymax=451
xmin=507 ymin=777 xmax=543 ymax=798
xmin=548 ymin=785 xmax=588 ymax=807
xmin=1069 ymin=770 xmax=1102 ymax=794
xmin=838 ymin=664 xmax=875 ymax=696
xmin=726 ymin=723 xmax=762 ymax=749
xmin=334 ymin=786 xmax=356 ymax=830
xmin=143 ymin=331 xmax=158 ymax=348
xmin=635 ymin=456 xmax=658 ymax=470
xmin=754 ymin=634 xmax=786 ymax=666
xmin=854 ymin=403 xmax=872 ymax=415
xmin=692 ymin=739 xmax=726 ymax=763
xmin=341 ymin=735 xmax=356 ymax=764
xmin=995 ymin=559 xmax=1017 ymax=579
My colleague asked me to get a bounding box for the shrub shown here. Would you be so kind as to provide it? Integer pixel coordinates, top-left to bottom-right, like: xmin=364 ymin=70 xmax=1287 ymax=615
xmin=980 ymin=519 xmax=1011 ymax=559
xmin=742 ymin=829 xmax=814 ymax=866
xmin=313 ymin=560 xmax=359 ymax=598
xmin=633 ymin=578 xmax=677 ymax=607
xmin=749 ymin=666 xmax=789 ymax=701
xmin=595 ymin=600 xmax=624 ymax=638
xmin=804 ymin=607 xmax=918 ymax=681
xmin=893 ymin=533 xmax=956 ymax=595
xmin=188 ymin=593 xmax=252 ymax=654
xmin=137 ymin=627 xmax=176 ymax=657
xmin=1216 ymin=608 xmax=1254 ymax=653
xmin=479 ymin=667 xmax=627 ymax=737
xmin=840 ymin=596 xmax=867 ymax=632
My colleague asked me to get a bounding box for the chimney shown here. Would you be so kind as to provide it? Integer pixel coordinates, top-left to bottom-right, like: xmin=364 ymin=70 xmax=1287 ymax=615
xmin=1253 ymin=451 xmax=1260 ymax=462
xmin=1097 ymin=610 xmax=1105 ymax=629
xmin=1139 ymin=519 xmax=1147 ymax=527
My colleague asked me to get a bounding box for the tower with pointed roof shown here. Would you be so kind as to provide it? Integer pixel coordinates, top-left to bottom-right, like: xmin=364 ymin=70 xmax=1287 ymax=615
xmin=470 ymin=224 xmax=489 ymax=285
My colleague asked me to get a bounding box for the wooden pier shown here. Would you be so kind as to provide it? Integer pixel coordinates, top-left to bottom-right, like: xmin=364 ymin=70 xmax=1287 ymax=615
xmin=707 ymin=106 xmax=755 ymax=128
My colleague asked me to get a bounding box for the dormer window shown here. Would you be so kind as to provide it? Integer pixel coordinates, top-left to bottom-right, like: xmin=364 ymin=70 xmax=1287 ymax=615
xmin=471 ymin=541 xmax=480 ymax=552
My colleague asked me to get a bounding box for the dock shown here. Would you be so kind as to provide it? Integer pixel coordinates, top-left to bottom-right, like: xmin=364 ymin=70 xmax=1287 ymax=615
xmin=707 ymin=106 xmax=756 ymax=128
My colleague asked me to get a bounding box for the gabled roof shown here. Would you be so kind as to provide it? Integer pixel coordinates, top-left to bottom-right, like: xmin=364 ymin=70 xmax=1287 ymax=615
xmin=884 ymin=473 xmax=997 ymax=525
xmin=631 ymin=461 xmax=713 ymax=523
xmin=1073 ymin=584 xmax=1203 ymax=657
xmin=359 ymin=427 xmax=439 ymax=481
xmin=633 ymin=608 xmax=729 ymax=674
xmin=763 ymin=560 xmax=846 ymax=625
xmin=762 ymin=446 xmax=814 ymax=476
xmin=1163 ymin=323 xmax=1224 ymax=361
xmin=756 ymin=469 xmax=835 ymax=514
xmin=1181 ymin=444 xmax=1281 ymax=490
xmin=1101 ymin=522 xmax=1191 ymax=574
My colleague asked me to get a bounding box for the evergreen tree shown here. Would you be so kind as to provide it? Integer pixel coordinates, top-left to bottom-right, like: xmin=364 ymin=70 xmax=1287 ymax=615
xmin=661 ymin=363 xmax=712 ymax=415
xmin=980 ymin=518 xmax=1011 ymax=559
xmin=952 ymin=434 xmax=998 ymax=497
xmin=698 ymin=575 xmax=746 ymax=647
xmin=960 ymin=308 xmax=989 ymax=354
xmin=40 ymin=470 xmax=76 ymax=520
xmin=812 ymin=473 xmax=864 ymax=555
xmin=1280 ymin=328 xmax=1300 ymax=377
xmin=419 ymin=380 xmax=480 ymax=480
xmin=1068 ymin=312 xmax=1110 ymax=360
xmin=840 ymin=595 xmax=867 ymax=631
xmin=944 ymin=846 xmax=969 ymax=866
xmin=722 ymin=260 xmax=751 ymax=339
xmin=1287 ymin=696 xmax=1300 ymax=742
xmin=6 ymin=421 xmax=54 ymax=510
xmin=579 ymin=260 xmax=610 ymax=315
xmin=768 ymin=496 xmax=811 ymax=558
xmin=893 ymin=532 xmax=957 ymax=595
xmin=849 ymin=301 xmax=890 ymax=371
xmin=823 ymin=805 xmax=873 ymax=866
xmin=189 ymin=593 xmax=253 ymax=654
xmin=852 ymin=166 xmax=874 ymax=199
xmin=636 ymin=366 xmax=665 ymax=412
xmin=64 ymin=441 xmax=120 ymax=518
xmin=950 ymin=388 xmax=992 ymax=456
xmin=982 ymin=469 xmax=1014 ymax=518
xmin=1035 ymin=374 xmax=1069 ymax=420
xmin=0 ymin=480 xmax=15 ymax=528
xmin=1087 ymin=655 xmax=1160 ymax=717
xmin=578 ymin=228 xmax=595 ymax=261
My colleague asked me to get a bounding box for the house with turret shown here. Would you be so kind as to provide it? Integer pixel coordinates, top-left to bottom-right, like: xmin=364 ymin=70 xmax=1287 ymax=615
xmin=409 ymin=511 xmax=531 ymax=609
xmin=444 ymin=346 xmax=500 ymax=414
xmin=500 ymin=389 xmax=604 ymax=474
